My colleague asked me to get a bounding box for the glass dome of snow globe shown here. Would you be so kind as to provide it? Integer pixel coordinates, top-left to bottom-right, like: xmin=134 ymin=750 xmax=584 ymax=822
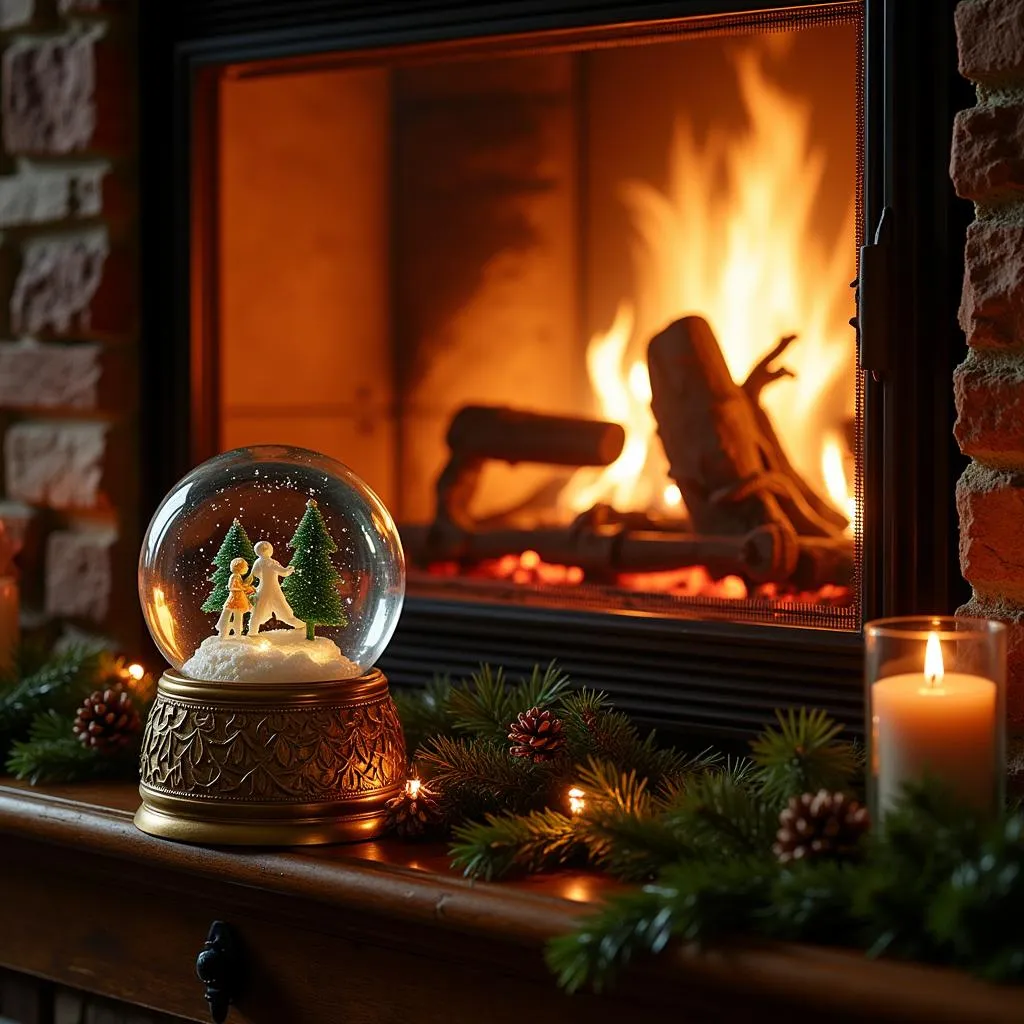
xmin=139 ymin=445 xmax=405 ymax=685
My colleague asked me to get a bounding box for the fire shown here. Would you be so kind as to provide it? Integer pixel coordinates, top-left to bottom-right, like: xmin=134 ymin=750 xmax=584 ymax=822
xmin=821 ymin=434 xmax=856 ymax=536
xmin=560 ymin=41 xmax=856 ymax=520
xmin=561 ymin=303 xmax=668 ymax=514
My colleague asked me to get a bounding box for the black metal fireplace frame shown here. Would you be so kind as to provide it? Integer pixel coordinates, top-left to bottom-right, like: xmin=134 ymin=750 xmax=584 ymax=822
xmin=138 ymin=0 xmax=971 ymax=737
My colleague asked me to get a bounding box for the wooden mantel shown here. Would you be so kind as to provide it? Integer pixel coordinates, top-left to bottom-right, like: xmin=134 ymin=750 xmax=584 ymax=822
xmin=0 ymin=779 xmax=1022 ymax=1024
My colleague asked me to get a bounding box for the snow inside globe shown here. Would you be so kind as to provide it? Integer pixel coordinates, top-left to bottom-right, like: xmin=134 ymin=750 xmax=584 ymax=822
xmin=139 ymin=446 xmax=405 ymax=684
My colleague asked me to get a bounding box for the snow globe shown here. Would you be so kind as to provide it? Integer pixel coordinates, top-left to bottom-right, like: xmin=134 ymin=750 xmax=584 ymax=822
xmin=134 ymin=445 xmax=407 ymax=845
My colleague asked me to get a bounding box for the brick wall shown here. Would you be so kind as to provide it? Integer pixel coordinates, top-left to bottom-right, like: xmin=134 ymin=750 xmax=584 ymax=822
xmin=953 ymin=0 xmax=1024 ymax=726
xmin=0 ymin=0 xmax=136 ymax=648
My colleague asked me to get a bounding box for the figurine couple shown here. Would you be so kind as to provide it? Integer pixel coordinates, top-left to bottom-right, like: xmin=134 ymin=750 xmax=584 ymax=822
xmin=215 ymin=541 xmax=305 ymax=638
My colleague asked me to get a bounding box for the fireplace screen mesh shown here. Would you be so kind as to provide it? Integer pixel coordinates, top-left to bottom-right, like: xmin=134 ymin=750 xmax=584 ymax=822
xmin=207 ymin=3 xmax=864 ymax=630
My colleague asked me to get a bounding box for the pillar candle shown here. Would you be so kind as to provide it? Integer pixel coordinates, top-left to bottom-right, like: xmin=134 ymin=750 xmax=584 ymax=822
xmin=872 ymin=633 xmax=997 ymax=815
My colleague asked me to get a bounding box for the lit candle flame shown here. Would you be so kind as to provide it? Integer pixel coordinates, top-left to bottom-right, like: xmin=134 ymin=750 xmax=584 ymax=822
xmin=406 ymin=778 xmax=422 ymax=799
xmin=924 ymin=632 xmax=944 ymax=687
xmin=568 ymin=786 xmax=586 ymax=816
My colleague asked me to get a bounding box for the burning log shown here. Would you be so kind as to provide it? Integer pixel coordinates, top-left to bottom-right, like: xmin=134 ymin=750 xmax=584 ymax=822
xmin=409 ymin=522 xmax=853 ymax=590
xmin=419 ymin=319 xmax=854 ymax=591
xmin=648 ymin=316 xmax=848 ymax=554
xmin=446 ymin=406 xmax=625 ymax=466
xmin=433 ymin=405 xmax=625 ymax=534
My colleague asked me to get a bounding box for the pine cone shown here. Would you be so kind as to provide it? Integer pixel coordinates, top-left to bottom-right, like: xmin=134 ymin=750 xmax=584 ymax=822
xmin=508 ymin=706 xmax=566 ymax=762
xmin=73 ymin=687 xmax=141 ymax=754
xmin=386 ymin=779 xmax=443 ymax=838
xmin=773 ymin=789 xmax=870 ymax=864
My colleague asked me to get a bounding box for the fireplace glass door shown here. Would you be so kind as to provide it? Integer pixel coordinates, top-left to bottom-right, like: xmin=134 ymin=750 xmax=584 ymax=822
xmin=197 ymin=4 xmax=863 ymax=633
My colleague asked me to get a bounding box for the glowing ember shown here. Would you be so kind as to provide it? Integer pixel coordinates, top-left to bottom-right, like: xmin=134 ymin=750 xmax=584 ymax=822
xmin=560 ymin=41 xmax=856 ymax=521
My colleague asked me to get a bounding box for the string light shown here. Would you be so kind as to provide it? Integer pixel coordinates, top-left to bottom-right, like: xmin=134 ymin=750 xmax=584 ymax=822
xmin=406 ymin=778 xmax=422 ymax=799
xmin=568 ymin=786 xmax=586 ymax=816
xmin=126 ymin=663 xmax=145 ymax=681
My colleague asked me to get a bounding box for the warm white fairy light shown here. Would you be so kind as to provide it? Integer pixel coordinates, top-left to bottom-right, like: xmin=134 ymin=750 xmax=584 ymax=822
xmin=406 ymin=778 xmax=422 ymax=799
xmin=568 ymin=786 xmax=586 ymax=816
xmin=127 ymin=663 xmax=145 ymax=681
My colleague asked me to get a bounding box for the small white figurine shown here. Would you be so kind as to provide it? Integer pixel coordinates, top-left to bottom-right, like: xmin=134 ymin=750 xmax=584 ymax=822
xmin=247 ymin=540 xmax=305 ymax=634
xmin=215 ymin=558 xmax=255 ymax=637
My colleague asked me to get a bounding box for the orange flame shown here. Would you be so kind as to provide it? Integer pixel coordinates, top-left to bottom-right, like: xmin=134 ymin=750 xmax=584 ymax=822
xmin=560 ymin=42 xmax=856 ymax=519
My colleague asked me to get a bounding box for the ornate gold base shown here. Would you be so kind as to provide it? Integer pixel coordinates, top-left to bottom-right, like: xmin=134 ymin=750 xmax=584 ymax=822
xmin=135 ymin=667 xmax=406 ymax=846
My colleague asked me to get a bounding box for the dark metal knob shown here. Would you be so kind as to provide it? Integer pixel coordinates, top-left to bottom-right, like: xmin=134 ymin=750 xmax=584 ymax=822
xmin=196 ymin=921 xmax=244 ymax=1023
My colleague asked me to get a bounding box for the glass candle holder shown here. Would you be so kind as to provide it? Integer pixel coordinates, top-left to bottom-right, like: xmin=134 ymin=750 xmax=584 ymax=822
xmin=865 ymin=616 xmax=1006 ymax=821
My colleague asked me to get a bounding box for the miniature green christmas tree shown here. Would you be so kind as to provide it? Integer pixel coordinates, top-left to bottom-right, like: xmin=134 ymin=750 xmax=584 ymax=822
xmin=201 ymin=518 xmax=257 ymax=614
xmin=282 ymin=499 xmax=348 ymax=641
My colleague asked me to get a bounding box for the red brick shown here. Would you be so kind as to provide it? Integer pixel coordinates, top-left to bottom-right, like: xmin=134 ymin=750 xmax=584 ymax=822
xmin=959 ymin=595 xmax=1024 ymax=730
xmin=957 ymin=463 xmax=1024 ymax=600
xmin=3 ymin=419 xmax=107 ymax=509
xmin=955 ymin=353 xmax=1024 ymax=466
xmin=44 ymin=525 xmax=114 ymax=621
xmin=0 ymin=340 xmax=102 ymax=410
xmin=957 ymin=0 xmax=1024 ymax=86
xmin=959 ymin=221 xmax=1024 ymax=349
xmin=9 ymin=229 xmax=109 ymax=336
xmin=951 ymin=103 xmax=1024 ymax=202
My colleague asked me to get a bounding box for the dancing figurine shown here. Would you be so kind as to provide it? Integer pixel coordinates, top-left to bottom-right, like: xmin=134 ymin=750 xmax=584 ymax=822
xmin=247 ymin=540 xmax=306 ymax=633
xmin=215 ymin=558 xmax=255 ymax=637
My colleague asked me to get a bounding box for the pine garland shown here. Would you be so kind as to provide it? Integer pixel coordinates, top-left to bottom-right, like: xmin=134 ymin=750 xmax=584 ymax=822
xmin=546 ymin=781 xmax=1024 ymax=990
xmin=0 ymin=645 xmax=102 ymax=758
xmin=394 ymin=662 xmax=1024 ymax=991
xmin=1 ymin=648 xmax=154 ymax=784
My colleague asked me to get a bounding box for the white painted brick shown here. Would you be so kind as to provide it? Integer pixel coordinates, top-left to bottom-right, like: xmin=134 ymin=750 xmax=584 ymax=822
xmin=10 ymin=228 xmax=109 ymax=334
xmin=0 ymin=159 xmax=107 ymax=228
xmin=0 ymin=340 xmax=101 ymax=409
xmin=0 ymin=0 xmax=33 ymax=30
xmin=45 ymin=526 xmax=114 ymax=621
xmin=4 ymin=419 xmax=106 ymax=507
xmin=2 ymin=27 xmax=102 ymax=155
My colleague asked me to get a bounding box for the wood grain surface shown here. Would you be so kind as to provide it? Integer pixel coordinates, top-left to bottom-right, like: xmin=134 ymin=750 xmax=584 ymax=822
xmin=0 ymin=779 xmax=1022 ymax=1023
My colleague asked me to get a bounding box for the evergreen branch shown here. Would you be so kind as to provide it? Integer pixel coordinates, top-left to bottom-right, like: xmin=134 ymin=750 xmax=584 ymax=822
xmin=750 ymin=707 xmax=859 ymax=804
xmin=663 ymin=770 xmax=779 ymax=860
xmin=854 ymin=779 xmax=986 ymax=962
xmin=581 ymin=809 xmax=695 ymax=882
xmin=574 ymin=758 xmax=654 ymax=817
xmin=0 ymin=637 xmax=51 ymax=694
xmin=762 ymin=860 xmax=863 ymax=946
xmin=0 ymin=646 xmax=101 ymax=757
xmin=417 ymin=734 xmax=552 ymax=816
xmin=447 ymin=662 xmax=569 ymax=741
xmin=560 ymin=698 xmax=691 ymax=784
xmin=393 ymin=676 xmax=454 ymax=753
xmin=511 ymin=661 xmax=571 ymax=713
xmin=656 ymin=750 xmax=738 ymax=806
xmin=5 ymin=710 xmax=136 ymax=785
xmin=450 ymin=808 xmax=582 ymax=880
xmin=545 ymin=859 xmax=772 ymax=993
xmin=928 ymin=813 xmax=1024 ymax=981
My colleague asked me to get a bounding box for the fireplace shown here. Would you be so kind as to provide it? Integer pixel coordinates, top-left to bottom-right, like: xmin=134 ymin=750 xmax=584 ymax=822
xmin=139 ymin=2 xmax=970 ymax=736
